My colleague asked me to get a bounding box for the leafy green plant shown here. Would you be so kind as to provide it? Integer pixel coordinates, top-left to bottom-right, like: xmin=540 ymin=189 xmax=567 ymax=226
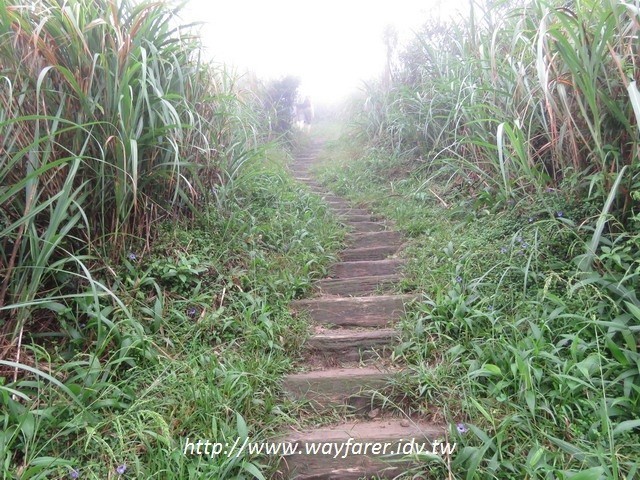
xmin=0 ymin=0 xmax=342 ymax=477
xmin=349 ymin=0 xmax=639 ymax=211
xmin=318 ymin=109 xmax=639 ymax=477
xmin=147 ymin=255 xmax=208 ymax=293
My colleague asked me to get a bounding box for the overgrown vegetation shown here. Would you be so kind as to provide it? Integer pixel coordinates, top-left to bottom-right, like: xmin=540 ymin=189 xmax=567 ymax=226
xmin=3 ymin=147 xmax=343 ymax=478
xmin=0 ymin=0 xmax=343 ymax=477
xmin=356 ymin=0 xmax=639 ymax=211
xmin=1 ymin=0 xmax=258 ymax=354
xmin=4 ymin=0 xmax=640 ymax=477
xmin=318 ymin=0 xmax=640 ymax=477
xmin=261 ymin=76 xmax=302 ymax=134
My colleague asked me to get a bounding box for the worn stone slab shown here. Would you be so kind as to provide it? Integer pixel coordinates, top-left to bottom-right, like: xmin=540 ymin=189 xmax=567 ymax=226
xmin=301 ymin=180 xmax=322 ymax=186
xmin=326 ymin=200 xmax=352 ymax=209
xmin=345 ymin=221 xmax=388 ymax=233
xmin=330 ymin=259 xmax=404 ymax=279
xmin=342 ymin=214 xmax=379 ymax=222
xmin=316 ymin=274 xmax=401 ymax=296
xmin=291 ymin=294 xmax=416 ymax=327
xmin=348 ymin=231 xmax=403 ymax=250
xmin=275 ymin=420 xmax=446 ymax=479
xmin=340 ymin=245 xmax=399 ymax=262
xmin=291 ymin=166 xmax=316 ymax=173
xmin=332 ymin=208 xmax=372 ymax=216
xmin=309 ymin=187 xmax=330 ymax=194
xmin=305 ymin=328 xmax=397 ymax=362
xmin=282 ymin=367 xmax=395 ymax=411
xmin=319 ymin=194 xmax=345 ymax=203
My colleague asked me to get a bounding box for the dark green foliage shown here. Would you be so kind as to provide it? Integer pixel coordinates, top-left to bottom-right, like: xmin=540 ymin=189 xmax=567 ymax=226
xmin=1 ymin=146 xmax=344 ymax=478
xmin=262 ymin=76 xmax=301 ymax=133
xmin=318 ymin=125 xmax=639 ymax=478
xmin=352 ymin=0 xmax=639 ymax=221
xmin=0 ymin=0 xmax=338 ymax=477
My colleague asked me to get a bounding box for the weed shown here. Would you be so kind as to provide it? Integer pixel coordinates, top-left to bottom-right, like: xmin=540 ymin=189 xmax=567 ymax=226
xmin=318 ymin=123 xmax=639 ymax=477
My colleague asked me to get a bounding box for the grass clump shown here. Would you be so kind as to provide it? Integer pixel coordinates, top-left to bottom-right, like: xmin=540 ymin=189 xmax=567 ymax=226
xmin=318 ymin=133 xmax=639 ymax=478
xmin=3 ymin=147 xmax=344 ymax=478
xmin=318 ymin=5 xmax=640 ymax=475
xmin=0 ymin=0 xmax=273 ymax=358
xmin=353 ymin=0 xmax=639 ymax=215
xmin=0 ymin=0 xmax=344 ymax=477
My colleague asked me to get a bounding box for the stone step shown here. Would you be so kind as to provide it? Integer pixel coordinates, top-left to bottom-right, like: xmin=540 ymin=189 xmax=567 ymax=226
xmin=305 ymin=328 xmax=397 ymax=363
xmin=330 ymin=259 xmax=404 ymax=279
xmin=316 ymin=274 xmax=401 ymax=296
xmin=275 ymin=419 xmax=445 ymax=479
xmin=291 ymin=294 xmax=416 ymax=328
xmin=349 ymin=231 xmax=403 ymax=250
xmin=346 ymin=221 xmax=388 ymax=233
xmin=342 ymin=214 xmax=380 ymax=222
xmin=285 ymin=145 xmax=448 ymax=480
xmin=282 ymin=366 xmax=395 ymax=412
xmin=320 ymin=194 xmax=345 ymax=203
xmin=333 ymin=208 xmax=372 ymax=216
xmin=291 ymin=165 xmax=316 ymax=172
xmin=326 ymin=200 xmax=352 ymax=209
xmin=340 ymin=245 xmax=399 ymax=262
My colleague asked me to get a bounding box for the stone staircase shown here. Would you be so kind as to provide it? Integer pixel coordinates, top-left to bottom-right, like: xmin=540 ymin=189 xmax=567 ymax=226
xmin=274 ymin=142 xmax=444 ymax=479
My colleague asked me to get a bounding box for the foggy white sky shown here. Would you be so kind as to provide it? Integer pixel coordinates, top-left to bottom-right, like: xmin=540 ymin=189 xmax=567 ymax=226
xmin=180 ymin=0 xmax=465 ymax=105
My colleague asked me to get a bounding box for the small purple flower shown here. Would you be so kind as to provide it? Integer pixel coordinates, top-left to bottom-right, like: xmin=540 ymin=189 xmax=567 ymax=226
xmin=500 ymin=246 xmax=508 ymax=254
xmin=455 ymin=276 xmax=462 ymax=283
xmin=521 ymin=242 xmax=528 ymax=249
xmin=456 ymin=423 xmax=468 ymax=434
xmin=69 ymin=470 xmax=80 ymax=479
xmin=556 ymin=211 xmax=563 ymax=218
xmin=487 ymin=305 xmax=494 ymax=312
xmin=127 ymin=252 xmax=137 ymax=262
xmin=516 ymin=236 xmax=522 ymax=243
xmin=116 ymin=464 xmax=127 ymax=475
xmin=186 ymin=307 xmax=198 ymax=318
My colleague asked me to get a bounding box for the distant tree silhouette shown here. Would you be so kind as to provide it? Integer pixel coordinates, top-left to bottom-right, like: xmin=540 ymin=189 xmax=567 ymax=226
xmin=263 ymin=75 xmax=300 ymax=133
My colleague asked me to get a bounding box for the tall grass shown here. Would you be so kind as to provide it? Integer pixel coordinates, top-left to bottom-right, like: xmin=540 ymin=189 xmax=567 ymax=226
xmin=0 ymin=1 xmax=336 ymax=477
xmin=0 ymin=0 xmax=269 ymax=354
xmin=354 ymin=0 xmax=639 ymax=207
xmin=319 ymin=135 xmax=640 ymax=478
xmin=330 ymin=0 xmax=640 ymax=477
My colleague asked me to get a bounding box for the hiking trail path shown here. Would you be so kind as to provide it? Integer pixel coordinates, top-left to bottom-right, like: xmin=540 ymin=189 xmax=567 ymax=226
xmin=274 ymin=141 xmax=446 ymax=479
